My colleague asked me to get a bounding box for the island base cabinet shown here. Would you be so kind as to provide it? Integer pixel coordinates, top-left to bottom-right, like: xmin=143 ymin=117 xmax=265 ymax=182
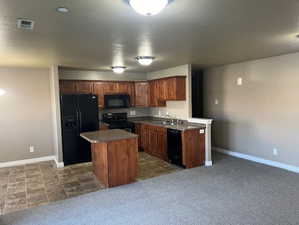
xmin=91 ymin=138 xmax=138 ymax=188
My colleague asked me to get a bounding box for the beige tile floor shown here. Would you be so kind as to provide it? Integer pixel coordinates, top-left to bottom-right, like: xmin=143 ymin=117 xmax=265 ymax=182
xmin=0 ymin=152 xmax=181 ymax=215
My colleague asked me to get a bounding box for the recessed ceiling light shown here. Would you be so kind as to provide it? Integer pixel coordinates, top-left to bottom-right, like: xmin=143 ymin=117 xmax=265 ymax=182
xmin=56 ymin=7 xmax=69 ymax=13
xmin=111 ymin=66 xmax=126 ymax=74
xmin=128 ymin=0 xmax=171 ymax=16
xmin=136 ymin=56 xmax=155 ymax=66
xmin=0 ymin=89 xmax=6 ymax=96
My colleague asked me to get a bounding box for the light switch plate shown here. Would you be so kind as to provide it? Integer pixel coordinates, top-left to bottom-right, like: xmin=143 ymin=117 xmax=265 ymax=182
xmin=237 ymin=77 xmax=243 ymax=86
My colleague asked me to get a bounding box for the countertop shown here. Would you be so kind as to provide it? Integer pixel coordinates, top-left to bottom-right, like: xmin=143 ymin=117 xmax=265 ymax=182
xmin=80 ymin=129 xmax=138 ymax=143
xmin=128 ymin=117 xmax=206 ymax=131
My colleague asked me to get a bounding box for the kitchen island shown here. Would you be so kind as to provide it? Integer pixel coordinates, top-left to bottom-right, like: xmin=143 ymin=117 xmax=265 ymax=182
xmin=80 ymin=129 xmax=138 ymax=188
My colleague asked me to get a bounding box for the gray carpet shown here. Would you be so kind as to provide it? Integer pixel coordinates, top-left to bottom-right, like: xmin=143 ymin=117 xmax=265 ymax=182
xmin=1 ymin=152 xmax=299 ymax=225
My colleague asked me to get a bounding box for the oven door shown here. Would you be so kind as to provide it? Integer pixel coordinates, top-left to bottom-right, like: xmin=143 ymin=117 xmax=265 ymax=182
xmin=104 ymin=94 xmax=130 ymax=109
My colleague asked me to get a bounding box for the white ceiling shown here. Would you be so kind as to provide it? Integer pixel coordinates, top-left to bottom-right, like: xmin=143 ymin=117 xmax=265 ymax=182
xmin=1 ymin=0 xmax=299 ymax=72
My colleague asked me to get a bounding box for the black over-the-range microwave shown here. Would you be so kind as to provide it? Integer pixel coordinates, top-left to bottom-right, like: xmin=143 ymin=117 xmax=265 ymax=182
xmin=104 ymin=94 xmax=131 ymax=109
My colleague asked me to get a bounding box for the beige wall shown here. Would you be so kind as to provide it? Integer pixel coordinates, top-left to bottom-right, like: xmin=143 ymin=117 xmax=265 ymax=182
xmin=204 ymin=52 xmax=299 ymax=167
xmin=147 ymin=64 xmax=191 ymax=120
xmin=0 ymin=67 xmax=54 ymax=162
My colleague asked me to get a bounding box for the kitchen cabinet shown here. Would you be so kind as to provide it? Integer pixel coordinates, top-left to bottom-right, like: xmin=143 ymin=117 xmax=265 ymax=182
xmin=165 ymin=77 xmax=186 ymax=100
xmin=134 ymin=123 xmax=142 ymax=148
xmin=140 ymin=124 xmax=167 ymax=161
xmin=60 ymin=76 xmax=185 ymax=108
xmin=59 ymin=80 xmax=93 ymax=95
xmin=149 ymin=80 xmax=166 ymax=107
xmin=135 ymin=82 xmax=149 ymax=107
xmin=137 ymin=121 xmax=205 ymax=168
xmin=93 ymin=82 xmax=106 ymax=108
xmin=117 ymin=82 xmax=135 ymax=106
xmin=140 ymin=124 xmax=149 ymax=151
xmin=93 ymin=81 xmax=135 ymax=108
xmin=182 ymin=129 xmax=205 ymax=168
xmin=76 ymin=81 xmax=94 ymax=94
xmin=59 ymin=80 xmax=77 ymax=94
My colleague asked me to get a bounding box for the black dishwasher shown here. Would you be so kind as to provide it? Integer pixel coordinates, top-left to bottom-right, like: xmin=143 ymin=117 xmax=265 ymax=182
xmin=167 ymin=129 xmax=184 ymax=167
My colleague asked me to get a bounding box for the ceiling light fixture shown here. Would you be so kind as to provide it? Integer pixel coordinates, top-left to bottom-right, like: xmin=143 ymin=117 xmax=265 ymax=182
xmin=0 ymin=89 xmax=6 ymax=96
xmin=136 ymin=56 xmax=155 ymax=66
xmin=56 ymin=7 xmax=69 ymax=13
xmin=111 ymin=66 xmax=126 ymax=74
xmin=129 ymin=0 xmax=170 ymax=16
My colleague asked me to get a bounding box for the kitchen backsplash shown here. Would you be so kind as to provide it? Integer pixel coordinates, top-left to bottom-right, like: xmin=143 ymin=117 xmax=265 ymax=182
xmin=99 ymin=107 xmax=151 ymax=120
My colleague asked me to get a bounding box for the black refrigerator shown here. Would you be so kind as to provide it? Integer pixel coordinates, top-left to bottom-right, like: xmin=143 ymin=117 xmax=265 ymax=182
xmin=60 ymin=94 xmax=99 ymax=166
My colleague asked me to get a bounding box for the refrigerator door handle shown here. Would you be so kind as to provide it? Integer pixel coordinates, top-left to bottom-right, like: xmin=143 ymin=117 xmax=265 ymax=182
xmin=79 ymin=110 xmax=82 ymax=132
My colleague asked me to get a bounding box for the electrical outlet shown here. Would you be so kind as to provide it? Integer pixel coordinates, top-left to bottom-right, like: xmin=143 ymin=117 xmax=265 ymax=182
xmin=29 ymin=146 xmax=35 ymax=153
xmin=130 ymin=110 xmax=136 ymax=116
xmin=273 ymin=148 xmax=278 ymax=156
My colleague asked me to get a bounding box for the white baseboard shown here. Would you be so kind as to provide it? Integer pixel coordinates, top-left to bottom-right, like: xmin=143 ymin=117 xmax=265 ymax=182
xmin=54 ymin=158 xmax=64 ymax=168
xmin=0 ymin=156 xmax=56 ymax=168
xmin=205 ymin=161 xmax=213 ymax=166
xmin=213 ymin=147 xmax=299 ymax=174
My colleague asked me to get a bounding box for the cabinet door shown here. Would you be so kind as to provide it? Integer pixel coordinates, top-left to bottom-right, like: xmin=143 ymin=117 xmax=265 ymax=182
xmin=102 ymin=82 xmax=118 ymax=94
xmin=157 ymin=79 xmax=167 ymax=101
xmin=135 ymin=82 xmax=149 ymax=107
xmin=140 ymin=124 xmax=149 ymax=151
xmin=149 ymin=81 xmax=156 ymax=107
xmin=93 ymin=82 xmax=105 ymax=108
xmin=134 ymin=123 xmax=141 ymax=149
xmin=166 ymin=77 xmax=186 ymax=100
xmin=59 ymin=80 xmax=77 ymax=94
xmin=149 ymin=80 xmax=166 ymax=107
xmin=148 ymin=127 xmax=157 ymax=156
xmin=117 ymin=82 xmax=129 ymax=94
xmin=156 ymin=128 xmax=167 ymax=160
xmin=182 ymin=129 xmax=205 ymax=168
xmin=76 ymin=81 xmax=94 ymax=94
xmin=118 ymin=82 xmax=135 ymax=106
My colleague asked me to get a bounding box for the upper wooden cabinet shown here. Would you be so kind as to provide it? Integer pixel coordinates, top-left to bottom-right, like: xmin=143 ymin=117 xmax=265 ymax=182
xmin=59 ymin=80 xmax=93 ymax=95
xmin=59 ymin=76 xmax=185 ymax=108
xmin=165 ymin=77 xmax=186 ymax=101
xmin=135 ymin=82 xmax=149 ymax=107
xmin=93 ymin=82 xmax=106 ymax=108
xmin=76 ymin=81 xmax=94 ymax=94
xmin=149 ymin=80 xmax=167 ymax=107
xmin=59 ymin=80 xmax=77 ymax=94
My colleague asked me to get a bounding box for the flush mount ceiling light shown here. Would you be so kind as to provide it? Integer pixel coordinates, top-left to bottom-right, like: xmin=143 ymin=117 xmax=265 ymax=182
xmin=128 ymin=0 xmax=171 ymax=16
xmin=0 ymin=89 xmax=6 ymax=96
xmin=56 ymin=7 xmax=69 ymax=13
xmin=136 ymin=56 xmax=155 ymax=66
xmin=111 ymin=66 xmax=126 ymax=74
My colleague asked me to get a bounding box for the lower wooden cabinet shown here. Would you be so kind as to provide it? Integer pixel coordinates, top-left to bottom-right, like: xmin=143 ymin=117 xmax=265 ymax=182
xmin=182 ymin=129 xmax=205 ymax=168
xmin=138 ymin=123 xmax=205 ymax=168
xmin=140 ymin=124 xmax=167 ymax=161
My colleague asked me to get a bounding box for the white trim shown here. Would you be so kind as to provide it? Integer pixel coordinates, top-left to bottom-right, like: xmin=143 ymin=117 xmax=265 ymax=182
xmin=0 ymin=156 xmax=55 ymax=168
xmin=205 ymin=161 xmax=213 ymax=166
xmin=213 ymin=147 xmax=299 ymax=174
xmin=54 ymin=158 xmax=64 ymax=168
xmin=188 ymin=118 xmax=213 ymax=125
